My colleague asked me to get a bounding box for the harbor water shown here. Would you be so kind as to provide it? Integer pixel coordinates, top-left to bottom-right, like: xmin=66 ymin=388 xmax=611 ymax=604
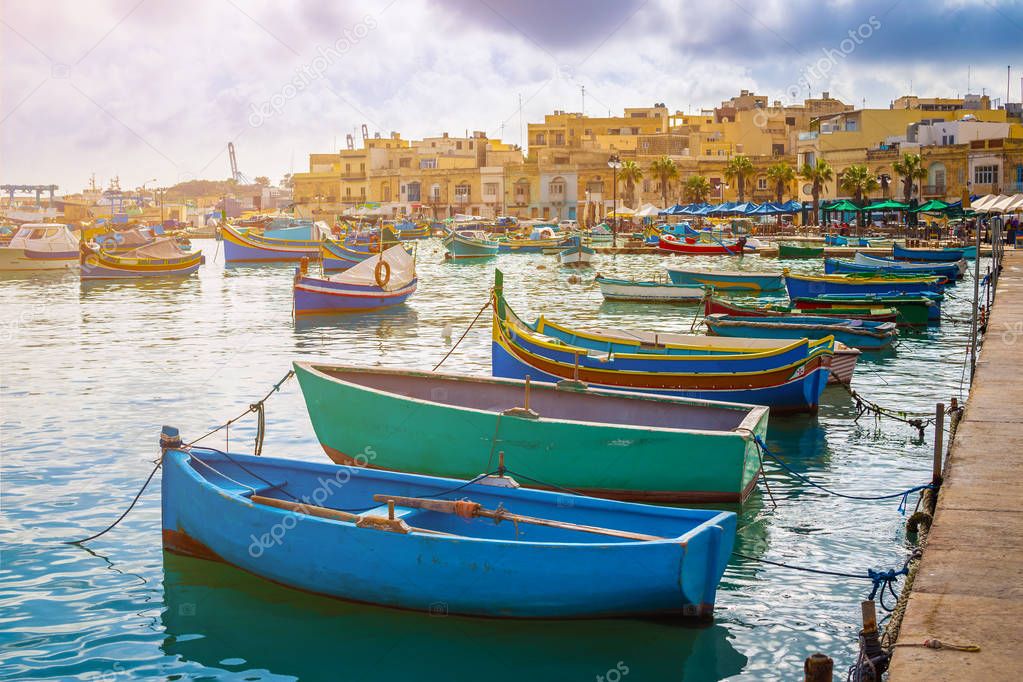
xmin=1 ymin=240 xmax=983 ymax=680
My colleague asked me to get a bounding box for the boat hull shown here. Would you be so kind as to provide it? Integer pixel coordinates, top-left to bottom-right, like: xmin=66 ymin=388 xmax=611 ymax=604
xmin=893 ymin=243 xmax=975 ymax=262
xmin=596 ymin=277 xmax=704 ymax=303
xmin=658 ymin=236 xmax=744 ymax=255
xmin=294 ymin=364 xmax=768 ymax=503
xmin=793 ymin=295 xmax=938 ymax=325
xmin=223 ymin=225 xmax=320 ymax=262
xmin=442 ymin=233 xmax=499 ymax=259
xmin=293 ymin=275 xmax=416 ymax=315
xmin=785 ymin=273 xmax=943 ymax=299
xmin=825 ymin=257 xmax=963 ymax=280
xmin=704 ymin=297 xmax=898 ymax=324
xmin=0 ymin=247 xmax=77 ymax=271
xmin=705 ymin=316 xmax=896 ymax=351
xmin=162 ymin=448 xmax=736 ymax=618
xmin=777 ymin=244 xmax=823 ymax=259
xmin=665 ymin=267 xmax=785 ymax=292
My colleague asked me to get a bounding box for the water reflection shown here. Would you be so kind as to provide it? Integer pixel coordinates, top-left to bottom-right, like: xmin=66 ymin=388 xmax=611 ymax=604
xmin=161 ymin=553 xmax=747 ymax=682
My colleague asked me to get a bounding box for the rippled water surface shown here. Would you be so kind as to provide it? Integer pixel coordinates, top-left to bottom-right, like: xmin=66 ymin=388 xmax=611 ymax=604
xmin=1 ymin=239 xmax=983 ymax=680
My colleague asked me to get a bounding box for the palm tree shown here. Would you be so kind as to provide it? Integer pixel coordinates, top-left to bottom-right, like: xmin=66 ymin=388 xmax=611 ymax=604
xmin=683 ymin=175 xmax=711 ymax=203
xmin=724 ymin=155 xmax=755 ymax=202
xmin=766 ymin=162 xmax=795 ymax=204
xmin=800 ymin=159 xmax=833 ymax=225
xmin=649 ymin=156 xmax=679 ymax=208
xmin=617 ymin=160 xmax=643 ymax=208
xmin=839 ymin=164 xmax=880 ymax=234
xmin=893 ymin=152 xmax=928 ymax=203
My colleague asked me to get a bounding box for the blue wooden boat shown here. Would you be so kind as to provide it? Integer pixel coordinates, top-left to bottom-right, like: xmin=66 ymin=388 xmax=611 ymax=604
xmin=161 ymin=435 xmax=737 ymax=619
xmin=704 ymin=313 xmax=897 ymax=351
xmin=491 ymin=271 xmax=833 ymax=413
xmin=293 ymin=245 xmax=416 ymax=315
xmin=785 ymin=272 xmax=944 ymax=299
xmin=223 ymin=224 xmax=322 ymax=262
xmin=825 ymin=254 xmax=964 ymax=280
xmin=893 ymin=243 xmax=976 ymax=262
xmin=664 ymin=265 xmax=785 ymax=293
xmin=442 ymin=230 xmax=499 ymax=259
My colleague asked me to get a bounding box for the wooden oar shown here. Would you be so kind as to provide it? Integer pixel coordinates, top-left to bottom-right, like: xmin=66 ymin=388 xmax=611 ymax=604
xmin=372 ymin=494 xmax=664 ymax=542
xmin=251 ymin=495 xmax=454 ymax=536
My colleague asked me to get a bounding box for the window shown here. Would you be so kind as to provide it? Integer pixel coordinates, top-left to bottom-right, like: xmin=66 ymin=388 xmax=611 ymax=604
xmin=584 ymin=128 xmax=592 ymax=136
xmin=785 ymin=116 xmax=796 ymax=126
xmin=555 ymin=133 xmax=565 ymax=145
xmin=359 ymin=163 xmax=365 ymax=173
xmin=431 ymin=184 xmax=441 ymax=201
xmin=586 ymin=179 xmax=604 ymax=194
xmin=456 ymin=141 xmax=463 ymax=150
xmin=974 ymin=164 xmax=998 ymax=184
xmin=1016 ymin=164 xmax=1023 ymax=185
xmin=554 ymin=155 xmax=569 ymax=165
xmin=420 ymin=159 xmax=437 ymax=169
xmin=757 ymin=177 xmax=768 ymax=191
xmin=454 ymin=184 xmax=471 ymax=202
xmin=399 ymin=158 xmax=411 ymax=168
xmin=642 ymin=179 xmax=651 ymax=192
xmin=406 ymin=182 xmax=421 ymax=202
xmin=549 ymin=179 xmax=566 ymax=196
xmin=345 ymin=164 xmax=351 ymax=173
xmin=484 ymin=182 xmax=498 ymax=197
xmin=468 ymin=141 xmax=474 ymax=149
xmin=535 ymin=133 xmax=546 ymax=145
xmin=382 ymin=185 xmax=391 ymax=201
xmin=514 ymin=179 xmax=530 ymax=204
xmin=345 ymin=187 xmax=351 ymax=197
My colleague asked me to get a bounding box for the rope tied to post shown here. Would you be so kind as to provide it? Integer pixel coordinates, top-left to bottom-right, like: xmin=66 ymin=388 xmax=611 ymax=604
xmin=751 ymin=435 xmax=933 ymax=514
xmin=840 ymin=385 xmax=936 ymax=440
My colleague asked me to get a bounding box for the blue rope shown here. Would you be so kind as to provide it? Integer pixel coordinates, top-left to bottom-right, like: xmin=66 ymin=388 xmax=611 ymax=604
xmin=753 ymin=435 xmax=933 ymax=514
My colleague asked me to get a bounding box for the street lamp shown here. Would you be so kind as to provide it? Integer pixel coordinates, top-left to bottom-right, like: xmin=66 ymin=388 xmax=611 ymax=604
xmin=608 ymin=154 xmax=621 ymax=247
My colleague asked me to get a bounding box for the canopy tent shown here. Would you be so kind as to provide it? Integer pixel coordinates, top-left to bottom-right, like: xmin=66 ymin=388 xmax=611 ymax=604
xmin=747 ymin=202 xmax=784 ymax=215
xmin=778 ymin=200 xmax=802 ymax=212
xmin=911 ymin=199 xmax=950 ymax=213
xmin=658 ymin=204 xmax=684 ymax=215
xmin=824 ymin=199 xmax=860 ymax=212
xmin=634 ymin=203 xmax=662 ymax=217
xmin=973 ymin=193 xmax=1023 ymax=213
xmin=606 ymin=206 xmax=636 ymax=218
xmin=708 ymin=202 xmax=739 ymax=215
xmin=863 ymin=199 xmax=909 ymax=211
xmin=730 ymin=202 xmax=759 ymax=215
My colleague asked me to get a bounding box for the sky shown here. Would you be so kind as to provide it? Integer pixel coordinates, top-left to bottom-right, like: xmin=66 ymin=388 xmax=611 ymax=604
xmin=1 ymin=0 xmax=1020 ymax=194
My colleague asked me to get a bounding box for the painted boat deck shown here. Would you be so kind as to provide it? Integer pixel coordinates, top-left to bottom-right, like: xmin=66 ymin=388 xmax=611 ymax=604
xmin=888 ymin=249 xmax=1023 ymax=681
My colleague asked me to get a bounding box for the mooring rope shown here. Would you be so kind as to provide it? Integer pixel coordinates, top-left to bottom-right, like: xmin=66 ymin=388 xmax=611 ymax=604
xmin=751 ymin=435 xmax=933 ymax=514
xmin=433 ymin=297 xmax=491 ymax=371
xmin=65 ymin=372 xmax=295 ymax=545
xmin=838 ymin=384 xmax=945 ymax=440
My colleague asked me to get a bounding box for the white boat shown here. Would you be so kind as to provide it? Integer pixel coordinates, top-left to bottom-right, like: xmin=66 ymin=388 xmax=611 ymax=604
xmin=595 ymin=276 xmax=705 ymax=303
xmin=0 ymin=224 xmax=79 ymax=271
xmin=559 ymin=243 xmax=596 ymax=267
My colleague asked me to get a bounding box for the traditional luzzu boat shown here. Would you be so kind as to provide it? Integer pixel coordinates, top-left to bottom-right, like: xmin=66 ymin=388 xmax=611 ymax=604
xmin=0 ymin=224 xmax=79 ymax=270
xmin=825 ymin=253 xmax=965 ymax=280
xmin=558 ymin=242 xmax=595 ymax=267
xmin=320 ymin=229 xmax=406 ymax=270
xmin=491 ymin=272 xmax=833 ymax=413
xmin=792 ymin=293 xmax=941 ymax=325
xmin=442 ymin=230 xmax=499 ymax=259
xmin=222 ymin=224 xmax=323 ymax=262
xmin=80 ymin=238 xmax=204 ymax=279
xmin=391 ymin=220 xmax=431 ymax=240
xmin=293 ymin=245 xmax=416 ymax=315
xmin=161 ymin=434 xmax=737 ymax=618
xmin=777 ymin=243 xmax=824 ymax=259
xmin=658 ymin=234 xmax=747 ymax=255
xmin=595 ymin=276 xmax=705 ymax=303
xmin=893 ymin=243 xmax=976 ymax=262
xmin=497 ymin=226 xmax=569 ymax=254
xmin=664 ymin=265 xmax=785 ymax=293
xmin=294 ymin=363 xmax=768 ymax=503
xmin=784 ymin=272 xmax=945 ymax=299
xmin=704 ymin=313 xmax=898 ymax=351
xmin=704 ymin=297 xmax=898 ymax=324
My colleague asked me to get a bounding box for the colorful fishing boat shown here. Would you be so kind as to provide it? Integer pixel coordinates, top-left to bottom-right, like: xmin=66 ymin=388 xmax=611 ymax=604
xmin=491 ymin=272 xmax=833 ymax=413
xmin=391 ymin=220 xmax=431 ymax=240
xmin=558 ymin=242 xmax=595 ymax=267
xmin=792 ymin=293 xmax=940 ymax=325
xmin=497 ymin=228 xmax=569 ymax=254
xmin=777 ymin=243 xmax=824 ymax=259
xmin=704 ymin=297 xmax=897 ymax=323
xmin=893 ymin=243 xmax=976 ymax=262
xmin=80 ymin=238 xmax=203 ymax=279
xmin=825 ymin=253 xmax=965 ymax=280
xmin=161 ymin=435 xmax=737 ymax=618
xmin=658 ymin=234 xmax=746 ymax=255
xmin=293 ymin=245 xmax=416 ymax=315
xmin=294 ymin=363 xmax=768 ymax=503
xmin=595 ymin=276 xmax=705 ymax=303
xmin=442 ymin=230 xmax=499 ymax=259
xmin=704 ymin=313 xmax=897 ymax=351
xmin=0 ymin=224 xmax=79 ymax=270
xmin=223 ymin=224 xmax=323 ymax=263
xmin=785 ymin=272 xmax=945 ymax=299
xmin=665 ymin=265 xmax=785 ymax=292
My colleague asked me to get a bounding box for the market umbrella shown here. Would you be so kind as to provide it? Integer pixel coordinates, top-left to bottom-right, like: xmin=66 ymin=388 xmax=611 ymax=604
xmin=863 ymin=199 xmax=909 ymax=211
xmin=911 ymin=199 xmax=950 ymax=213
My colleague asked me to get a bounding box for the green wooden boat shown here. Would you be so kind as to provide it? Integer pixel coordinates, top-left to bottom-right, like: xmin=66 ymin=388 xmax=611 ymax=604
xmin=792 ymin=295 xmax=935 ymax=326
xmin=778 ymin=243 xmax=824 ymax=259
xmin=294 ymin=362 xmax=769 ymax=504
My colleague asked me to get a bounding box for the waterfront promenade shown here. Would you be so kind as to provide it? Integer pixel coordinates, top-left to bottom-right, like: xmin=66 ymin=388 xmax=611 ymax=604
xmin=889 ymin=249 xmax=1023 ymax=680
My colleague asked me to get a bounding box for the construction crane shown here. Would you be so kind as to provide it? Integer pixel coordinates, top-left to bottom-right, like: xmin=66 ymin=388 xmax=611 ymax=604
xmin=228 ymin=142 xmax=251 ymax=184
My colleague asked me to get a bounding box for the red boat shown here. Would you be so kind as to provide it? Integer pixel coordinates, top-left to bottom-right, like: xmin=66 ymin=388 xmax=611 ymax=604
xmin=704 ymin=297 xmax=899 ymax=323
xmin=658 ymin=234 xmax=746 ymax=255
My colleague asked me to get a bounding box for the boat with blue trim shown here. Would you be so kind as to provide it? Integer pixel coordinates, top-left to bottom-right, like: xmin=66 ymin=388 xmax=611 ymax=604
xmin=704 ymin=313 xmax=898 ymax=351
xmin=293 ymin=245 xmax=416 ymax=315
xmin=664 ymin=265 xmax=785 ymax=293
xmin=785 ymin=272 xmax=945 ymax=299
xmin=223 ymin=223 xmax=324 ymax=263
